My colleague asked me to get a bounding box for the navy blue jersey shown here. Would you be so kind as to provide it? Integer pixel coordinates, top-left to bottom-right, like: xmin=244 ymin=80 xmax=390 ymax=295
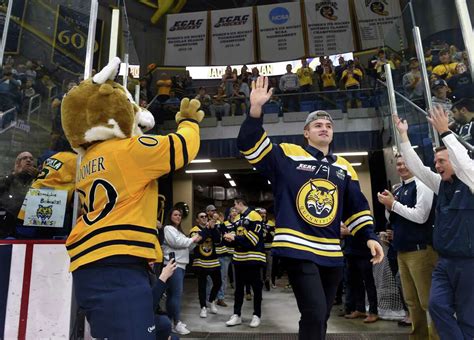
xmin=237 ymin=116 xmax=378 ymax=267
xmin=231 ymin=208 xmax=266 ymax=266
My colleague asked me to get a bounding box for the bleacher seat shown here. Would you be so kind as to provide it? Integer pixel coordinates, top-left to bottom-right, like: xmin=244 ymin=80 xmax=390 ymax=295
xmin=283 ymin=111 xmax=308 ymax=123
xmin=326 ymin=109 xmax=344 ymax=120
xmin=347 ymin=107 xmax=376 ymax=118
xmin=263 ymin=113 xmax=279 ymax=124
xmin=200 ymin=117 xmax=218 ymax=127
xmin=299 ymin=101 xmax=314 ymax=112
xmin=262 ymin=102 xmax=280 ymax=114
xmin=221 ymin=115 xmax=245 ymax=126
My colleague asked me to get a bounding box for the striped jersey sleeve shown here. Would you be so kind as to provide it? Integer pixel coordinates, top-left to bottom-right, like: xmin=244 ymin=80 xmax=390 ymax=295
xmin=337 ymin=157 xmax=378 ymax=241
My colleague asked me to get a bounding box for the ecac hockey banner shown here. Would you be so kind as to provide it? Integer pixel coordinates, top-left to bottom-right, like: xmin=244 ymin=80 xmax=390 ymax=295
xmin=164 ymin=11 xmax=208 ymax=66
xmin=304 ymin=0 xmax=354 ymax=56
xmin=354 ymin=0 xmax=406 ymax=50
xmin=210 ymin=7 xmax=255 ymax=66
xmin=257 ymin=2 xmax=305 ymax=62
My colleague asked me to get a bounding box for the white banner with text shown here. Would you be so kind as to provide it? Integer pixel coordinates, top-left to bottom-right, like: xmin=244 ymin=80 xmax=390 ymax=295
xmin=257 ymin=3 xmax=306 ymax=62
xmin=210 ymin=7 xmax=255 ymax=65
xmin=164 ymin=11 xmax=208 ymax=66
xmin=304 ymin=0 xmax=354 ymax=56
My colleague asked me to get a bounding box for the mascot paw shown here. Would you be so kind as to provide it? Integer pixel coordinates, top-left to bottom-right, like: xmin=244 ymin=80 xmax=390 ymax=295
xmin=175 ymin=98 xmax=204 ymax=124
xmin=136 ymin=107 xmax=155 ymax=132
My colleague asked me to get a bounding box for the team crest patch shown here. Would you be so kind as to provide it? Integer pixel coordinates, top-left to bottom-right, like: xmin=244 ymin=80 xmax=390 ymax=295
xmin=199 ymin=237 xmax=213 ymax=257
xmin=296 ymin=179 xmax=338 ymax=227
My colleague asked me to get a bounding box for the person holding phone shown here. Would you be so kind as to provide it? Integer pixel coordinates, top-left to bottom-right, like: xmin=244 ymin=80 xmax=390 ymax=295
xmin=162 ymin=208 xmax=202 ymax=335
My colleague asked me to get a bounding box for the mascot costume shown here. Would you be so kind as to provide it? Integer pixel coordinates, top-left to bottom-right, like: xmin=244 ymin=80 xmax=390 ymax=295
xmin=61 ymin=57 xmax=203 ymax=338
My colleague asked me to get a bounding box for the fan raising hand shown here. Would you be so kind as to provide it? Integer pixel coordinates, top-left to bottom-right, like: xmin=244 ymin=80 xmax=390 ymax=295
xmin=249 ymin=76 xmax=274 ymax=118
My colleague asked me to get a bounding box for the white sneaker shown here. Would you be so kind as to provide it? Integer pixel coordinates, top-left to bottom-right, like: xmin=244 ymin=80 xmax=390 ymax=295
xmin=200 ymin=307 xmax=207 ymax=318
xmin=249 ymin=315 xmax=261 ymax=328
xmin=174 ymin=321 xmax=191 ymax=335
xmin=210 ymin=301 xmax=218 ymax=314
xmin=226 ymin=314 xmax=242 ymax=326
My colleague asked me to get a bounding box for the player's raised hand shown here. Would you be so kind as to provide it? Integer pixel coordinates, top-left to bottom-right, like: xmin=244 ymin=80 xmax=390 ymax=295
xmin=249 ymin=76 xmax=273 ymax=118
xmin=393 ymin=113 xmax=409 ymax=135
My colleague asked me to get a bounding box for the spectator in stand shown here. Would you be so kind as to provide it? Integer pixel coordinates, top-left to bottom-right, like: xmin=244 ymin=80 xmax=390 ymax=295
xmin=161 ymin=208 xmax=202 ymax=335
xmin=195 ymin=87 xmax=212 ymax=116
xmin=353 ymin=57 xmax=366 ymax=79
xmin=431 ymin=79 xmax=453 ymax=119
xmin=25 ymin=60 xmax=37 ymax=83
xmin=297 ymin=58 xmax=314 ymax=93
xmin=424 ymin=47 xmax=434 ymax=73
xmin=432 ymin=49 xmax=458 ymax=80
xmin=222 ymin=66 xmax=237 ymax=98
xmin=230 ymin=82 xmax=247 ymax=116
xmin=184 ymin=70 xmax=193 ymax=96
xmin=163 ymin=90 xmax=181 ymax=120
xmin=210 ymin=86 xmax=230 ymax=120
xmin=0 ymin=152 xmax=38 ymax=239
xmin=377 ymin=154 xmax=438 ymax=340
xmin=341 ymin=60 xmax=363 ymax=109
xmin=315 ymin=56 xmax=326 ymax=90
xmin=335 ymin=56 xmax=347 ymax=83
xmin=461 ymin=51 xmax=469 ymax=69
xmin=403 ymin=57 xmax=424 ymax=106
xmin=172 ymin=74 xmax=186 ymax=99
xmin=279 ymin=64 xmax=300 ymax=112
xmin=139 ymin=78 xmax=152 ymax=104
xmin=374 ymin=49 xmax=394 ymax=81
xmin=0 ymin=65 xmax=22 ymax=112
xmin=321 ymin=63 xmax=337 ymax=109
xmin=238 ymin=65 xmax=251 ymax=84
xmin=250 ymin=67 xmax=260 ymax=83
xmin=452 ymin=98 xmax=474 ymax=145
xmin=448 ymin=63 xmax=472 ymax=99
xmin=390 ymin=53 xmax=403 ymax=85
xmin=21 ymin=79 xmax=36 ymax=115
xmin=341 ymin=223 xmax=379 ymax=324
xmin=156 ymin=73 xmax=172 ymax=102
xmin=449 ymin=45 xmax=463 ymax=63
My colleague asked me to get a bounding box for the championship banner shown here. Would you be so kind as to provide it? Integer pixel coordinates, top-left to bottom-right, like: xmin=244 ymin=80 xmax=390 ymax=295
xmin=164 ymin=11 xmax=207 ymax=66
xmin=0 ymin=0 xmax=27 ymax=54
xmin=210 ymin=7 xmax=254 ymax=65
xmin=304 ymin=0 xmax=354 ymax=56
xmin=354 ymin=0 xmax=406 ymax=50
xmin=257 ymin=2 xmax=305 ymax=62
xmin=52 ymin=5 xmax=103 ymax=75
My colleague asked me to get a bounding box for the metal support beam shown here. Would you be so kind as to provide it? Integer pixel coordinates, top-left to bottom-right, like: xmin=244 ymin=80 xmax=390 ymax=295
xmin=109 ymin=8 xmax=120 ymax=61
xmin=384 ymin=64 xmax=400 ymax=151
xmin=0 ymin=0 xmax=13 ymax=65
xmin=84 ymin=0 xmax=99 ymax=80
xmin=455 ymin=0 xmax=474 ymax=82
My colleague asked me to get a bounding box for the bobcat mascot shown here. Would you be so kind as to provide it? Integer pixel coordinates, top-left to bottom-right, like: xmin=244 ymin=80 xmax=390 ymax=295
xmin=61 ymin=57 xmax=203 ymax=339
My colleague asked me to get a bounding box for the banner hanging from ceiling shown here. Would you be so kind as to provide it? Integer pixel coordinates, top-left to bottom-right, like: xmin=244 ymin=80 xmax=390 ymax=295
xmin=210 ymin=7 xmax=255 ymax=65
xmin=354 ymin=0 xmax=406 ymax=50
xmin=164 ymin=11 xmax=208 ymax=66
xmin=304 ymin=0 xmax=354 ymax=56
xmin=257 ymin=2 xmax=305 ymax=62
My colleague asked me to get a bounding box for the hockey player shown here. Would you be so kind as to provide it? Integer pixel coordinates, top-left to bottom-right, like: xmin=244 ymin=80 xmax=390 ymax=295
xmin=237 ymin=76 xmax=384 ymax=340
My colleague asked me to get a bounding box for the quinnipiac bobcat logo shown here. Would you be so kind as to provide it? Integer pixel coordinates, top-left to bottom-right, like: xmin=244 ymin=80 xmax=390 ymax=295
xmin=296 ymin=179 xmax=338 ymax=226
xmin=36 ymin=204 xmax=53 ymax=224
xmin=366 ymin=0 xmax=389 ymax=16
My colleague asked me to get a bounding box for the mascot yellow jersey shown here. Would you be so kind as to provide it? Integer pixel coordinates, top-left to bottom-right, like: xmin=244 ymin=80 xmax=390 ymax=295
xmin=66 ymin=122 xmax=199 ymax=271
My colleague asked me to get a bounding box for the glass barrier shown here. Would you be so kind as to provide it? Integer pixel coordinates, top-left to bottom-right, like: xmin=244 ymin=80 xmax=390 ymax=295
xmin=0 ymin=0 xmax=96 ymax=239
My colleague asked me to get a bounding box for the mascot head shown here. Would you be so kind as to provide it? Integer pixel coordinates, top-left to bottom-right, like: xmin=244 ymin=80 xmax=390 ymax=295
xmin=61 ymin=57 xmax=155 ymax=154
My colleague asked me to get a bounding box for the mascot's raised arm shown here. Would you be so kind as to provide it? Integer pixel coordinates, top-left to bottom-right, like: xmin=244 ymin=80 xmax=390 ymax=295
xmin=61 ymin=57 xmax=203 ymax=339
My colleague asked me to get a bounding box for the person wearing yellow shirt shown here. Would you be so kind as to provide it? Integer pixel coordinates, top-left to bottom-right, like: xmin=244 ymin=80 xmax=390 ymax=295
xmin=321 ymin=64 xmax=337 ymax=109
xmin=297 ymin=58 xmax=314 ymax=93
xmin=432 ymin=49 xmax=458 ymax=80
xmin=341 ymin=61 xmax=363 ymax=109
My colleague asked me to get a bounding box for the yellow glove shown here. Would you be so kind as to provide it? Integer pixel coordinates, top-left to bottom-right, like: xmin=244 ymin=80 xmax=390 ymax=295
xmin=175 ymin=98 xmax=204 ymax=124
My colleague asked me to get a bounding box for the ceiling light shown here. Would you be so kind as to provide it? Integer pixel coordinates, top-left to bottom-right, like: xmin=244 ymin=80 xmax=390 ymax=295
xmin=185 ymin=169 xmax=218 ymax=174
xmin=413 ymin=145 xmax=419 ymax=149
xmin=252 ymin=167 xmax=256 ymax=171
xmin=267 ymin=180 xmax=271 ymax=185
xmin=229 ymin=180 xmax=236 ymax=187
xmin=191 ymin=159 xmax=211 ymax=163
xmin=350 ymin=162 xmax=362 ymax=167
xmin=224 ymin=173 xmax=232 ymax=179
xmin=334 ymin=152 xmax=368 ymax=156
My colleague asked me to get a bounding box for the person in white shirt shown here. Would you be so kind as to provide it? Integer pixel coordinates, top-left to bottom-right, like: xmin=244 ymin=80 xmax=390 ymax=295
xmin=162 ymin=208 xmax=201 ymax=335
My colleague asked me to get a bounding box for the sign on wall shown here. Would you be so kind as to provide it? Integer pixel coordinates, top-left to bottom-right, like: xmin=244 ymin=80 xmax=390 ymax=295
xmin=354 ymin=0 xmax=406 ymax=50
xmin=257 ymin=2 xmax=306 ymax=62
xmin=164 ymin=11 xmax=207 ymax=66
xmin=0 ymin=0 xmax=27 ymax=54
xmin=304 ymin=0 xmax=354 ymax=56
xmin=210 ymin=7 xmax=255 ymax=65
